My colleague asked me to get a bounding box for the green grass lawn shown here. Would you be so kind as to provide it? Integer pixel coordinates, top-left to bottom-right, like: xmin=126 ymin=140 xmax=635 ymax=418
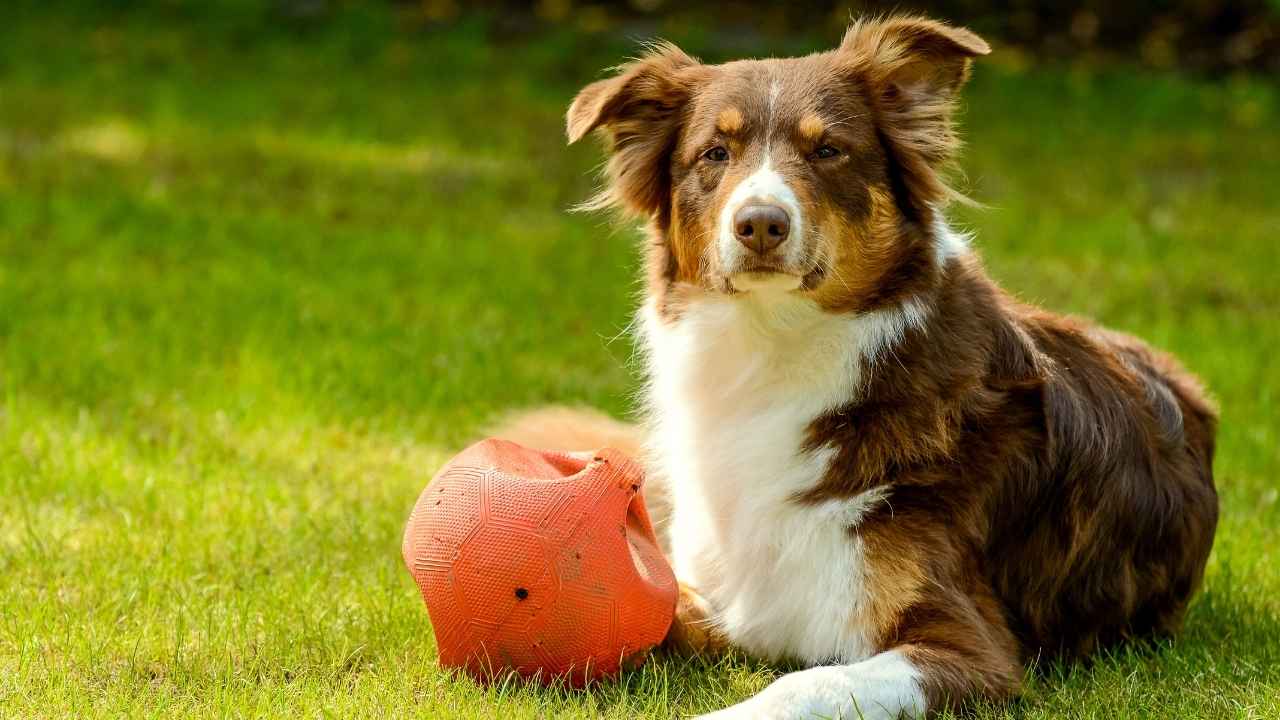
xmin=2 ymin=4 xmax=1278 ymax=718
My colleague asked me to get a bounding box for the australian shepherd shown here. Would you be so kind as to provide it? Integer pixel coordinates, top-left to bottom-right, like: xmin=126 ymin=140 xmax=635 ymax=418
xmin=499 ymin=15 xmax=1218 ymax=719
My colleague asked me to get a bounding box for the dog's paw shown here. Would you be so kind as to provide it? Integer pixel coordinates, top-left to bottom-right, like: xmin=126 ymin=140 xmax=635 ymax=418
xmin=664 ymin=582 xmax=729 ymax=657
xmin=692 ymin=659 xmax=926 ymax=720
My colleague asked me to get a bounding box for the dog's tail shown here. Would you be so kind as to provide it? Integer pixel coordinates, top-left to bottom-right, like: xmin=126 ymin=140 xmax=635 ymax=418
xmin=487 ymin=406 xmax=643 ymax=458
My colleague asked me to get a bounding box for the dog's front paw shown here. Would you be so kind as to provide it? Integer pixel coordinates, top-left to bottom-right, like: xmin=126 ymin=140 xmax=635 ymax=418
xmin=692 ymin=660 xmax=925 ymax=720
xmin=664 ymin=582 xmax=729 ymax=657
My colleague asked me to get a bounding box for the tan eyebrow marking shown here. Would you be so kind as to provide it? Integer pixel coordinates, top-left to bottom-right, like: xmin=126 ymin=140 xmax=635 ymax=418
xmin=716 ymin=107 xmax=744 ymax=134
xmin=799 ymin=113 xmax=825 ymax=141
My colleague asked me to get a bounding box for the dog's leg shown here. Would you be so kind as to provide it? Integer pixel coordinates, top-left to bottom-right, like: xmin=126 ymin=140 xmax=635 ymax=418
xmin=665 ymin=582 xmax=729 ymax=656
xmin=695 ymin=649 xmax=924 ymax=720
xmin=695 ymin=588 xmax=1022 ymax=720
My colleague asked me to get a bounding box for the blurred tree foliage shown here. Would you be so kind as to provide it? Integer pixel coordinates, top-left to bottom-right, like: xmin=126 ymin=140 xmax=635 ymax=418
xmin=59 ymin=0 xmax=1277 ymax=72
xmin=387 ymin=0 xmax=1280 ymax=73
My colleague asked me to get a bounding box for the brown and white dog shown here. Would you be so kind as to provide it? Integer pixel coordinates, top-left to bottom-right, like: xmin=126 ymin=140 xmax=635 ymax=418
xmin=501 ymin=15 xmax=1219 ymax=719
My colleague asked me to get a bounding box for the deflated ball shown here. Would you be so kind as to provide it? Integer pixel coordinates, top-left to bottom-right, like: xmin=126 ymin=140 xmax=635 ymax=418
xmin=402 ymin=438 xmax=676 ymax=685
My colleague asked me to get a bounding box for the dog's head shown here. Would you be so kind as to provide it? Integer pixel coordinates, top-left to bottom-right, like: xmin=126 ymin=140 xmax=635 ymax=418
xmin=567 ymin=16 xmax=988 ymax=317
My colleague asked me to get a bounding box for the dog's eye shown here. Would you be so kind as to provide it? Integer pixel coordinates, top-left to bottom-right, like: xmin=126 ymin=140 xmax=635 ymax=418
xmin=703 ymin=146 xmax=730 ymax=162
xmin=813 ymin=145 xmax=841 ymax=160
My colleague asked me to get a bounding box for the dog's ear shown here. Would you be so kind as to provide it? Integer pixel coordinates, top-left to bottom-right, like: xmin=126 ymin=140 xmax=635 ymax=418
xmin=841 ymin=16 xmax=990 ymax=212
xmin=567 ymin=42 xmax=704 ymax=217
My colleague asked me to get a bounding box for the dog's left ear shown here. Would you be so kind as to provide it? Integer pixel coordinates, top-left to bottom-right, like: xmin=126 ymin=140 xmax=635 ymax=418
xmin=841 ymin=16 xmax=990 ymax=212
xmin=567 ymin=42 xmax=706 ymax=217
xmin=844 ymin=16 xmax=989 ymax=101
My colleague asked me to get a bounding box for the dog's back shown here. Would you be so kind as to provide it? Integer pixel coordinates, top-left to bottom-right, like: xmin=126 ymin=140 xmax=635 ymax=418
xmin=991 ymin=305 xmax=1218 ymax=658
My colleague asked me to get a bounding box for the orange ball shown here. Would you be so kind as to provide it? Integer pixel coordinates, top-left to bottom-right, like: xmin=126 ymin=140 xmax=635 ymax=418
xmin=402 ymin=439 xmax=676 ymax=685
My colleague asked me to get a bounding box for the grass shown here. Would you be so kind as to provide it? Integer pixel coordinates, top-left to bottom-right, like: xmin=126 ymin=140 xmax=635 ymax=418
xmin=2 ymin=3 xmax=1278 ymax=718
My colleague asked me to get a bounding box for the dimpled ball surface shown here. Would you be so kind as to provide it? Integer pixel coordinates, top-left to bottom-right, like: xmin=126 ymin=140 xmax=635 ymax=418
xmin=402 ymin=438 xmax=676 ymax=685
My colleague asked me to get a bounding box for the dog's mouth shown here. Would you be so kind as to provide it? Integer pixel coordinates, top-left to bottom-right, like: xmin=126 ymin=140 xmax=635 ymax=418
xmin=722 ymin=261 xmax=828 ymax=295
xmin=728 ymin=269 xmax=803 ymax=293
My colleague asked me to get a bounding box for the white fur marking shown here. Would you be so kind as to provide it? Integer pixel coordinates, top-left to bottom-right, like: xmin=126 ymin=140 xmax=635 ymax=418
xmin=697 ymin=650 xmax=927 ymax=720
xmin=767 ymin=79 xmax=781 ymax=144
xmin=717 ymin=158 xmax=806 ymax=277
xmin=642 ymin=293 xmax=929 ymax=666
xmin=934 ymin=219 xmax=971 ymax=266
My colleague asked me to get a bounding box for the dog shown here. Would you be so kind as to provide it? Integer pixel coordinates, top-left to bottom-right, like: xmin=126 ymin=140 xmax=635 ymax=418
xmin=499 ymin=15 xmax=1219 ymax=719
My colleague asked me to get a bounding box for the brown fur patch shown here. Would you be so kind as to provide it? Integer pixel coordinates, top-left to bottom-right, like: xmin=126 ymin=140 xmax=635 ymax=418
xmin=810 ymin=183 xmax=938 ymax=313
xmin=716 ymin=106 xmax=744 ymax=134
xmin=805 ymin=256 xmax=1217 ymax=667
xmin=798 ymin=112 xmax=825 ymax=141
xmin=860 ymin=526 xmax=927 ymax=637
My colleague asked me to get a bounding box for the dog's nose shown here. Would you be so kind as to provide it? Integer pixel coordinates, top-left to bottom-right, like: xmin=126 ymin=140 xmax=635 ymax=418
xmin=733 ymin=204 xmax=790 ymax=255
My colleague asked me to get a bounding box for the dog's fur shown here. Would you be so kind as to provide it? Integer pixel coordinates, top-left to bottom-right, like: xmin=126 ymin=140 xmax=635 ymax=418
xmin=499 ymin=16 xmax=1218 ymax=719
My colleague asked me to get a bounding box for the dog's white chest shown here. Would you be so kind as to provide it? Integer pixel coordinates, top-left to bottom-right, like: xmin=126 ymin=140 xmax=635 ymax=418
xmin=643 ymin=295 xmax=910 ymax=664
xmin=679 ymin=443 xmax=884 ymax=663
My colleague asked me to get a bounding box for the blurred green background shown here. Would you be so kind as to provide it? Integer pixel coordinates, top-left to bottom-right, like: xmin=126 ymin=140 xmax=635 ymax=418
xmin=1 ymin=2 xmax=1278 ymax=718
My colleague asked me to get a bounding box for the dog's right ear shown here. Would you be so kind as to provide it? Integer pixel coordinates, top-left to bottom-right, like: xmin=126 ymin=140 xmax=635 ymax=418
xmin=567 ymin=42 xmax=704 ymax=217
